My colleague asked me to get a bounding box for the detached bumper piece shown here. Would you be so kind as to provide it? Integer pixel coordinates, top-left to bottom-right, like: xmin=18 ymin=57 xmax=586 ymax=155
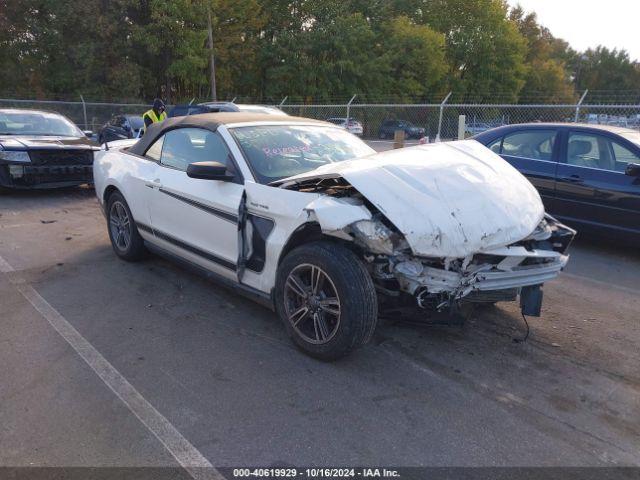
xmin=520 ymin=285 xmax=543 ymax=317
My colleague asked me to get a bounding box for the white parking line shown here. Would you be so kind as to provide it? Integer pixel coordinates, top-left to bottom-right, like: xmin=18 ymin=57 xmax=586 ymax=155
xmin=0 ymin=255 xmax=223 ymax=480
xmin=0 ymin=255 xmax=13 ymax=273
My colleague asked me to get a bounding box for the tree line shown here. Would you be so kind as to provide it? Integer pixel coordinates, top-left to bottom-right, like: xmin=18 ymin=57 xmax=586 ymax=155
xmin=1 ymin=0 xmax=639 ymax=104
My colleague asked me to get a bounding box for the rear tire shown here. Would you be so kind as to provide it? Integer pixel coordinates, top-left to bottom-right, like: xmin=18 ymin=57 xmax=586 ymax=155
xmin=275 ymin=241 xmax=378 ymax=361
xmin=106 ymin=191 xmax=147 ymax=261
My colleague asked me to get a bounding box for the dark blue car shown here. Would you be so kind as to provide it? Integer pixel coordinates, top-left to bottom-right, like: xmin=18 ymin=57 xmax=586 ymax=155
xmin=473 ymin=123 xmax=640 ymax=242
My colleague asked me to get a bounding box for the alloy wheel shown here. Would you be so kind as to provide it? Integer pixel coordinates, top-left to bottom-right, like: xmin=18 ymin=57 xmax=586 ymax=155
xmin=109 ymin=201 xmax=132 ymax=252
xmin=284 ymin=263 xmax=341 ymax=345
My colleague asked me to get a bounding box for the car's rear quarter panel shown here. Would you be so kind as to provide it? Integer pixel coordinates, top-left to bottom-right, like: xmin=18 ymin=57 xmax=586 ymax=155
xmin=93 ymin=147 xmax=154 ymax=228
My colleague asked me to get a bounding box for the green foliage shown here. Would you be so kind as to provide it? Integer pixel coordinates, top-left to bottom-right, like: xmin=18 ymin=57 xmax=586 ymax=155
xmin=0 ymin=0 xmax=637 ymax=103
xmin=422 ymin=0 xmax=528 ymax=102
xmin=509 ymin=5 xmax=575 ymax=103
xmin=573 ymin=46 xmax=640 ymax=93
xmin=378 ymin=16 xmax=447 ymax=100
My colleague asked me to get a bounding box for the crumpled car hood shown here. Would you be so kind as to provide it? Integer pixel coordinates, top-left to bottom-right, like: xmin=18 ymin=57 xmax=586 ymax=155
xmin=276 ymin=140 xmax=544 ymax=258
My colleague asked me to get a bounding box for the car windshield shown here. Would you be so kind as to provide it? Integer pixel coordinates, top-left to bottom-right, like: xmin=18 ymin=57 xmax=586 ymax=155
xmin=620 ymin=131 xmax=640 ymax=147
xmin=230 ymin=124 xmax=375 ymax=184
xmin=0 ymin=111 xmax=84 ymax=136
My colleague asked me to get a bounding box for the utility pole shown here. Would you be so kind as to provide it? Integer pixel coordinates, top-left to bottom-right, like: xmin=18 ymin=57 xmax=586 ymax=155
xmin=207 ymin=5 xmax=217 ymax=101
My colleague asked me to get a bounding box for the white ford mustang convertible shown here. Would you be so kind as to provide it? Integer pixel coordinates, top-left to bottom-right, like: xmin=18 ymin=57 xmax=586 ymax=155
xmin=94 ymin=113 xmax=575 ymax=360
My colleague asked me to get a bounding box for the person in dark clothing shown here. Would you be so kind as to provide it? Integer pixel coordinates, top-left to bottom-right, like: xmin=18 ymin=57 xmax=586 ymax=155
xmin=142 ymin=98 xmax=167 ymax=134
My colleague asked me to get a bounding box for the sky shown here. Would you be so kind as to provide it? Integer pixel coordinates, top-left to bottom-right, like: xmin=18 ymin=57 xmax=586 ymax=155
xmin=506 ymin=0 xmax=640 ymax=61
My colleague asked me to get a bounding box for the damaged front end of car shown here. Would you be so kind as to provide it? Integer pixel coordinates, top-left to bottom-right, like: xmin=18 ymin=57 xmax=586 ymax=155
xmin=278 ymin=174 xmax=576 ymax=318
xmin=363 ymin=214 xmax=574 ymax=316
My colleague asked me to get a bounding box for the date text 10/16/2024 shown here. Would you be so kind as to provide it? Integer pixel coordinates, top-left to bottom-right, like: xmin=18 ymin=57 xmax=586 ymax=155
xmin=232 ymin=468 xmax=401 ymax=478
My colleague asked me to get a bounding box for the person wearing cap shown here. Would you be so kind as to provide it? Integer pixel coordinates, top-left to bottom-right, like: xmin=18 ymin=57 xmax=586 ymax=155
xmin=142 ymin=98 xmax=167 ymax=134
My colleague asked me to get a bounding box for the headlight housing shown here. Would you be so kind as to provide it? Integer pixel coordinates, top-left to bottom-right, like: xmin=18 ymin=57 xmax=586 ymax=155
xmin=0 ymin=150 xmax=31 ymax=163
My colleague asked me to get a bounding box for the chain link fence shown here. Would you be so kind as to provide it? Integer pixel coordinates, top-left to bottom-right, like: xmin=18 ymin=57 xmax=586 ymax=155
xmin=2 ymin=96 xmax=639 ymax=141
xmin=281 ymin=102 xmax=640 ymax=141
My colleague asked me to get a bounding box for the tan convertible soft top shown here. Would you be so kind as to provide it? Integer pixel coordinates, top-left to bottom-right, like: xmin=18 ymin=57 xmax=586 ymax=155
xmin=128 ymin=112 xmax=329 ymax=156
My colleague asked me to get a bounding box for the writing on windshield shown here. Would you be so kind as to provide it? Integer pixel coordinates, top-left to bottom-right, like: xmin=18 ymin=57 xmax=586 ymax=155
xmin=230 ymin=124 xmax=374 ymax=184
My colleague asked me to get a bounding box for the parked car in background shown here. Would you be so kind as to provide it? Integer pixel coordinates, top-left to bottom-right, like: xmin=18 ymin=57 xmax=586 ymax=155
xmin=94 ymin=113 xmax=574 ymax=359
xmin=98 ymin=115 xmax=144 ymax=144
xmin=474 ymin=123 xmax=640 ymax=242
xmin=627 ymin=114 xmax=640 ymax=128
xmin=169 ymin=102 xmax=286 ymax=118
xmin=0 ymin=109 xmax=98 ymax=189
xmin=378 ymin=119 xmax=425 ymax=139
xmin=326 ymin=117 xmax=364 ymax=136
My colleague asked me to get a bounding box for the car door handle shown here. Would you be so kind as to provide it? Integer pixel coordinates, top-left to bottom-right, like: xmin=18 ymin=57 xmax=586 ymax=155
xmin=145 ymin=179 xmax=162 ymax=189
xmin=563 ymin=174 xmax=583 ymax=183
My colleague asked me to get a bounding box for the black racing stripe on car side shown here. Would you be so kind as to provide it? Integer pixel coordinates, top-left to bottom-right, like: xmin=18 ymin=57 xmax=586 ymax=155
xmin=158 ymin=188 xmax=238 ymax=223
xmin=136 ymin=222 xmax=153 ymax=234
xmin=135 ymin=221 xmax=236 ymax=271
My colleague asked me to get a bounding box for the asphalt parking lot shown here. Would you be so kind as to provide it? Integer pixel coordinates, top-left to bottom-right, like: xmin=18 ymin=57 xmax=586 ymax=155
xmin=1 ymin=183 xmax=639 ymax=472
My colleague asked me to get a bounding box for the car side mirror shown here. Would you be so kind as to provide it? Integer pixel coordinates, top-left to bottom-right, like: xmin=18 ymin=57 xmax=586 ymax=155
xmin=186 ymin=161 xmax=234 ymax=181
xmin=625 ymin=163 xmax=640 ymax=177
xmin=83 ymin=130 xmax=93 ymax=138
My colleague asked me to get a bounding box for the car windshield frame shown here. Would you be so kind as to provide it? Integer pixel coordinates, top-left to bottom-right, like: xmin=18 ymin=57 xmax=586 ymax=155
xmin=229 ymin=124 xmax=375 ymax=185
xmin=0 ymin=111 xmax=84 ymax=137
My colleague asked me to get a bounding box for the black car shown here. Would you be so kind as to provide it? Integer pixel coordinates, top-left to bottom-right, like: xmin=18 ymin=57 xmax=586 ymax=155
xmin=378 ymin=119 xmax=425 ymax=139
xmin=98 ymin=114 xmax=144 ymax=143
xmin=473 ymin=123 xmax=640 ymax=241
xmin=0 ymin=109 xmax=98 ymax=189
xmin=168 ymin=102 xmax=285 ymax=118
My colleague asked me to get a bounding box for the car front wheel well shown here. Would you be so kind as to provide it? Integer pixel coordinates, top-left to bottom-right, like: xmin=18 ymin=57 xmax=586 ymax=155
xmin=278 ymin=222 xmax=355 ymax=266
xmin=103 ymin=185 xmax=120 ymax=206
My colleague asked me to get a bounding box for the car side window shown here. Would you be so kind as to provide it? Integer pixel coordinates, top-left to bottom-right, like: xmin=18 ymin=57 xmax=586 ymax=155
xmin=487 ymin=137 xmax=502 ymax=154
xmin=611 ymin=141 xmax=640 ymax=171
xmin=501 ymin=130 xmax=557 ymax=161
xmin=160 ymin=128 xmax=231 ymax=172
xmin=567 ymin=132 xmax=617 ymax=171
xmin=145 ymin=135 xmax=164 ymax=161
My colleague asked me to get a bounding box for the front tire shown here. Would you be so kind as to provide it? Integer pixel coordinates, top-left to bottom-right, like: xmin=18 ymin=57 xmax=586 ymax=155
xmin=275 ymin=241 xmax=378 ymax=361
xmin=106 ymin=191 xmax=147 ymax=261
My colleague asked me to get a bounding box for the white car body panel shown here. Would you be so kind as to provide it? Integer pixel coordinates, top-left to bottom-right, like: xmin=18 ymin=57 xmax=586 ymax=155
xmin=304 ymin=196 xmax=372 ymax=232
xmin=147 ymin=168 xmax=243 ymax=279
xmin=94 ymin=142 xmax=158 ymax=232
xmin=277 ymin=140 xmax=544 ymax=258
